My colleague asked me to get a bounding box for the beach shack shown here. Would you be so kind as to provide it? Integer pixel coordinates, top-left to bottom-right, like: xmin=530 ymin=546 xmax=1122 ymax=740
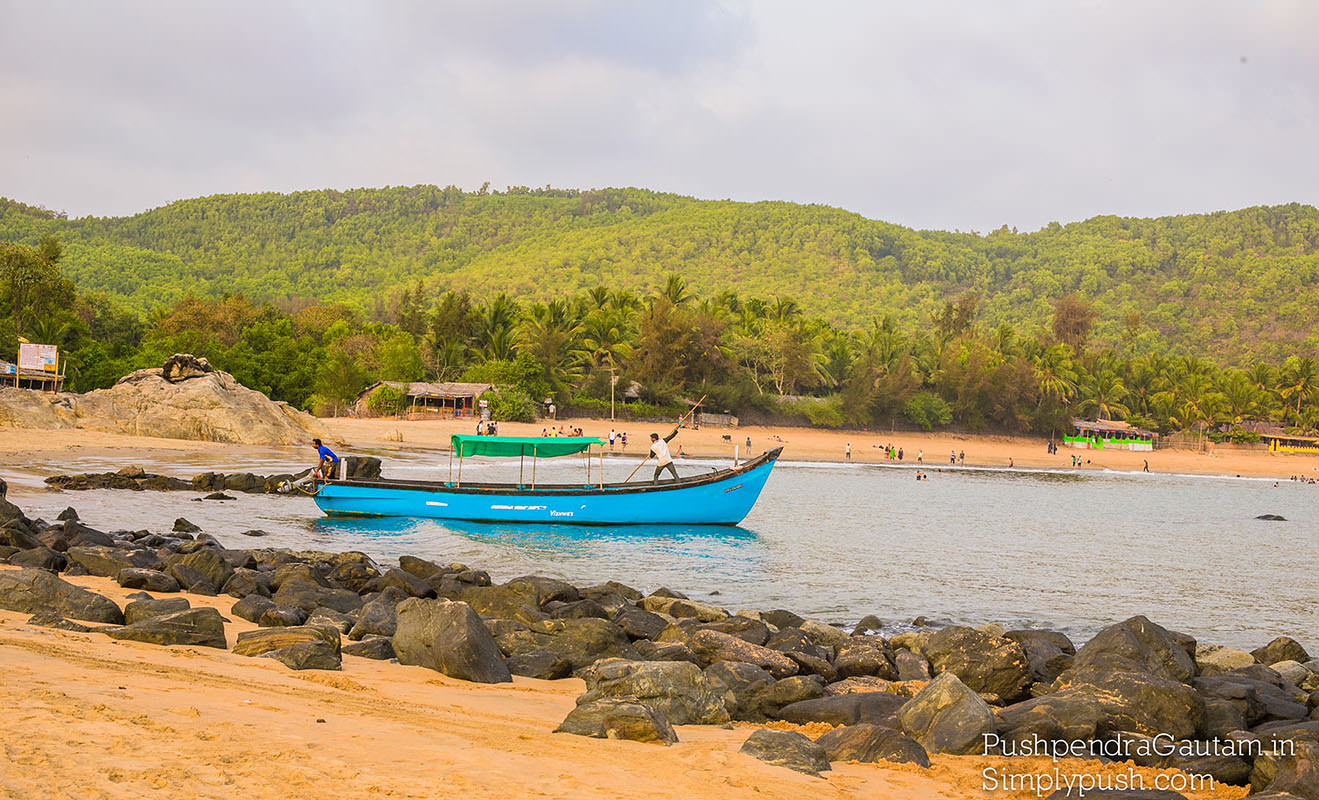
xmin=2 ymin=342 xmax=65 ymax=392
xmin=1065 ymin=418 xmax=1157 ymax=451
xmin=355 ymin=381 xmax=492 ymax=419
xmin=1260 ymin=432 xmax=1319 ymax=454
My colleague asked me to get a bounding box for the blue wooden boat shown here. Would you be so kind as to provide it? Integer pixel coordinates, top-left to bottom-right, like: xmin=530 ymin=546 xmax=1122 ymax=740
xmin=314 ymin=434 xmax=781 ymax=525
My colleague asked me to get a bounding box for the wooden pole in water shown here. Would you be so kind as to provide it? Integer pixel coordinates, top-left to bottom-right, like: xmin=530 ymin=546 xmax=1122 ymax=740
xmin=531 ymin=445 xmax=538 ymax=489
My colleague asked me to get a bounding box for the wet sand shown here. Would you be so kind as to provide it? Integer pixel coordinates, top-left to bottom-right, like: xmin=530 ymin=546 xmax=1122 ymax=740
xmin=0 ymin=567 xmax=1245 ymax=800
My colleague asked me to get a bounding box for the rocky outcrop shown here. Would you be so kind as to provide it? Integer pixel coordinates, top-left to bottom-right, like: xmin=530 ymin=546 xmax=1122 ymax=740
xmin=0 ymin=355 xmax=329 ymax=445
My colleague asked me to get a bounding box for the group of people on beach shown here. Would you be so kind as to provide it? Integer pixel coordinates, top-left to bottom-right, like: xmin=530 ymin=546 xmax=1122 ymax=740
xmin=475 ymin=420 xmax=499 ymax=436
xmin=606 ymin=429 xmax=629 ymax=450
xmin=540 ymin=425 xmax=584 ymax=438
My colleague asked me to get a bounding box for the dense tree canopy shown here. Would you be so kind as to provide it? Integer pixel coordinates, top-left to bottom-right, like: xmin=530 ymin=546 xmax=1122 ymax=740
xmin=2 ymin=189 xmax=1318 ymax=363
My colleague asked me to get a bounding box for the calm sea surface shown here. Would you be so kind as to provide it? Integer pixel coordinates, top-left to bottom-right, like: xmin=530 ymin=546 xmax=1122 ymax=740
xmin=4 ymin=446 xmax=1316 ymax=649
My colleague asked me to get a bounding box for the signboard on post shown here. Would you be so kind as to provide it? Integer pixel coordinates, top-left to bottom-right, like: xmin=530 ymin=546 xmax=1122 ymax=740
xmin=18 ymin=343 xmax=58 ymax=372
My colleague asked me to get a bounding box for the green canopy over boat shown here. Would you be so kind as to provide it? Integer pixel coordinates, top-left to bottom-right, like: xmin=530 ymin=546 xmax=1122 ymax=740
xmin=450 ymin=434 xmax=603 ymax=459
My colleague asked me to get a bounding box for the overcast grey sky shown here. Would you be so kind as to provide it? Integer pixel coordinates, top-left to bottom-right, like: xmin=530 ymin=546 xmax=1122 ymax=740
xmin=2 ymin=1 xmax=1316 ymax=231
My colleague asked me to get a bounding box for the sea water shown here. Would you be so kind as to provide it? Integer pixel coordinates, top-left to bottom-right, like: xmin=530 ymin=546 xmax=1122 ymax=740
xmin=4 ymin=447 xmax=1315 ymax=649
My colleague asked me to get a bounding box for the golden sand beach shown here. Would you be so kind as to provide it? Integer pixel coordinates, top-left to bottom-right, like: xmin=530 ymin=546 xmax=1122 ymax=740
xmin=0 ymin=568 xmax=1245 ymax=800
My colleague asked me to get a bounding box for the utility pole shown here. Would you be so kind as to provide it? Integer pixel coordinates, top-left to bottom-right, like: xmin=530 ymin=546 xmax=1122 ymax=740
xmin=609 ymin=365 xmax=617 ymax=422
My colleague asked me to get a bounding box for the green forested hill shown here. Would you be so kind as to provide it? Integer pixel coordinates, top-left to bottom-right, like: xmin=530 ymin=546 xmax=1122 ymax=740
xmin=2 ymin=187 xmax=1317 ymax=362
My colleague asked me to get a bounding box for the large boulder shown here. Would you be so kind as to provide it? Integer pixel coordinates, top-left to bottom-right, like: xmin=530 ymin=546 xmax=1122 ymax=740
xmin=738 ymin=729 xmax=830 ymax=776
xmin=612 ymin=606 xmax=669 ymax=641
xmin=350 ymin=589 xmax=403 ymax=640
xmin=492 ymin=617 xmax=638 ymax=670
xmin=506 ymin=650 xmax=573 ymax=680
xmin=272 ymin=579 xmax=364 ymax=615
xmin=460 ymin=582 xmax=541 ymax=619
xmin=815 ymin=724 xmax=930 ymax=767
xmin=233 ymin=625 xmax=340 ymax=657
xmin=750 ymin=675 xmax=828 ymax=720
xmin=8 ymin=546 xmax=67 ymax=572
xmin=923 ymin=625 xmax=1032 ymax=702
xmin=392 ymin=598 xmax=511 ymax=683
xmin=1051 ymin=616 xmax=1204 ymax=739
xmin=576 ymin=658 xmax=730 ymax=725
xmin=765 ymin=628 xmax=836 ymax=680
xmin=704 ymin=661 xmax=776 ymax=720
xmin=116 ymin=568 xmax=181 ymax=593
xmin=124 ymin=596 xmax=190 ymax=624
xmin=0 ymin=568 xmax=123 ymax=623
xmin=996 ymin=690 xmax=1104 ymax=744
xmin=687 ymin=629 xmax=799 ymax=678
xmin=262 ymin=641 xmax=342 ymax=671
xmin=1255 ymin=638 xmax=1312 ymax=667
xmin=163 ymin=549 xmax=234 ymax=591
xmin=640 ymin=594 xmax=728 ymax=622
xmin=1253 ymin=740 xmax=1319 ymax=800
xmin=555 ymin=699 xmax=678 ymax=744
xmin=106 ymin=607 xmax=226 ymax=648
xmin=1195 ymin=643 xmax=1256 ymax=675
xmin=1005 ymin=629 xmax=1075 ymax=684
xmin=834 ymin=638 xmax=897 ymax=680
xmin=898 ymin=672 xmax=997 ymax=755
xmin=342 ymin=636 xmax=396 ymax=661
xmin=65 ymin=545 xmax=156 ymax=578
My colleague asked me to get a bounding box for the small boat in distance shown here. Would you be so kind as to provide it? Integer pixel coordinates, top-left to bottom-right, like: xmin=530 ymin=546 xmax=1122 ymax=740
xmin=314 ymin=434 xmax=782 ymax=526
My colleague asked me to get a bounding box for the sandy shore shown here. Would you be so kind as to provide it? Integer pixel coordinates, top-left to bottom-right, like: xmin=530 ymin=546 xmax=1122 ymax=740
xmin=320 ymin=416 xmax=1319 ymax=481
xmin=2 ymin=417 xmax=1316 ymax=481
xmin=0 ymin=567 xmax=1244 ymax=800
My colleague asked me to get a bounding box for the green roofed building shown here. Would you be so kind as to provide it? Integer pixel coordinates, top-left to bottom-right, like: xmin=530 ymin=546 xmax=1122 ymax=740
xmin=1065 ymin=418 xmax=1158 ymax=452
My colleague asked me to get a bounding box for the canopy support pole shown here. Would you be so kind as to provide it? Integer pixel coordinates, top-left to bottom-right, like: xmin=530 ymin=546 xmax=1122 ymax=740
xmin=519 ymin=453 xmax=525 ymax=487
xmin=531 ymin=446 xmax=537 ymax=490
xmin=457 ymin=453 xmax=463 ymax=487
xmin=448 ymin=449 xmax=453 ymax=484
xmin=600 ymin=449 xmax=605 ymax=488
xmin=585 ymin=447 xmax=591 ymax=486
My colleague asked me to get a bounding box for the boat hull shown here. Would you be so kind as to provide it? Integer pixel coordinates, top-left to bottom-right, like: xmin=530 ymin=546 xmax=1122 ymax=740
xmin=314 ymin=450 xmax=779 ymax=525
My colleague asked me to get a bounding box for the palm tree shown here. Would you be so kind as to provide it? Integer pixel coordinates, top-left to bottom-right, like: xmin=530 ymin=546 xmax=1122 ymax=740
xmin=1278 ymin=356 xmax=1318 ymax=423
xmin=1033 ymin=344 xmax=1078 ymax=409
xmin=1218 ymin=369 xmax=1262 ymax=424
xmin=659 ymin=274 xmax=690 ymax=306
xmin=1076 ymin=368 xmax=1130 ymax=421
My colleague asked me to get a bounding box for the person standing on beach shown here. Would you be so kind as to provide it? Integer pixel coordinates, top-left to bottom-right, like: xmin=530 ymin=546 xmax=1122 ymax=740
xmin=950 ymin=450 xmax=956 ymax=465
xmin=609 ymin=428 xmax=616 ymax=450
xmin=650 ymin=430 xmax=679 ymax=482
xmin=1143 ymin=459 xmax=1149 ymax=472
xmin=958 ymin=450 xmax=965 ymax=464
xmin=898 ymin=447 xmax=903 ymax=461
xmin=917 ymin=449 xmax=923 ymax=464
xmin=846 ymin=442 xmax=852 ymax=460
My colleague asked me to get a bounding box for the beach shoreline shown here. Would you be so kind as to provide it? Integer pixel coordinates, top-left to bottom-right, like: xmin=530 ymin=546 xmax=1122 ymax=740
xmin=2 ymin=416 xmax=1317 ymax=482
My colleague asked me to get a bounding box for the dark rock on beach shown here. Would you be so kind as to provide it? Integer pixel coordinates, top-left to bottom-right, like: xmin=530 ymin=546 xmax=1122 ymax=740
xmin=392 ymin=597 xmax=512 ymax=683
xmin=1255 ymin=637 xmax=1312 ymax=667
xmin=815 ymin=723 xmax=931 ymax=767
xmin=172 ymin=517 xmax=202 ymax=533
xmin=342 ymin=636 xmax=396 ymax=661
xmin=25 ymin=610 xmax=95 ymax=632
xmin=124 ymin=596 xmax=191 ymax=624
xmin=576 ymin=658 xmax=730 ymax=725
xmin=898 ymin=672 xmax=997 ymax=755
xmin=259 ymin=605 xmax=309 ymax=627
xmin=556 ymin=699 xmax=678 ymax=744
xmin=116 ymin=567 xmax=181 ymax=593
xmin=0 ymin=568 xmax=124 ymax=624
xmin=923 ymin=625 xmax=1032 ymax=702
xmin=233 ymin=625 xmax=339 ymax=657
xmin=262 ymin=640 xmax=342 ymax=670
xmin=8 ymin=546 xmax=67 ymax=572
xmin=776 ymin=691 xmax=906 ymax=728
xmin=231 ymin=595 xmax=276 ymax=623
xmin=507 ymin=649 xmax=574 ymax=680
xmin=704 ymin=661 xmax=775 ymax=720
xmin=106 ymin=607 xmax=227 ymax=649
xmin=738 ymin=729 xmax=830 ymax=776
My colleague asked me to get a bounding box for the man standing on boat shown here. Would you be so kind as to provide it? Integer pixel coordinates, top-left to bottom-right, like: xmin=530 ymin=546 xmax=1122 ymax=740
xmin=650 ymin=429 xmax=679 ymax=483
xmin=312 ymin=438 xmax=339 ymax=480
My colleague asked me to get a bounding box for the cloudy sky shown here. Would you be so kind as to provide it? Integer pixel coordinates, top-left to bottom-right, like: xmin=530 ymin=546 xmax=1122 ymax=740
xmin=2 ymin=1 xmax=1316 ymax=231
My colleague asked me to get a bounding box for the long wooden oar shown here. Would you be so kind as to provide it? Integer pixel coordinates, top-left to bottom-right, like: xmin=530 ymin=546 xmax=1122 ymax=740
xmin=623 ymin=394 xmax=706 ymax=482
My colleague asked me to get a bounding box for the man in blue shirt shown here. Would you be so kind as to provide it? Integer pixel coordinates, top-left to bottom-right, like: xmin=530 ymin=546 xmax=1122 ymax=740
xmin=313 ymin=438 xmax=339 ymax=480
